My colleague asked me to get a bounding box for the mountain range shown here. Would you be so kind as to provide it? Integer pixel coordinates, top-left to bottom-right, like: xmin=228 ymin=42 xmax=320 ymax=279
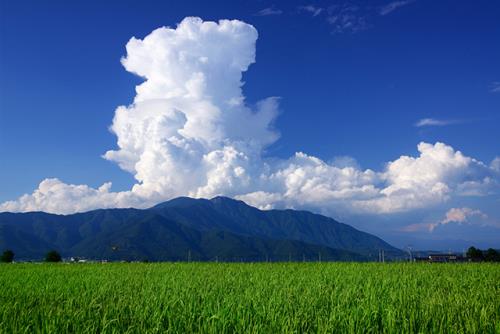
xmin=0 ymin=196 xmax=403 ymax=261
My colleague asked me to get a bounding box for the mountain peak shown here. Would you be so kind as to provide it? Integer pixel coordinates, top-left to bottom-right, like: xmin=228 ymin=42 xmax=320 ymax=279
xmin=209 ymin=196 xmax=247 ymax=206
xmin=151 ymin=196 xmax=249 ymax=211
xmin=150 ymin=196 xmax=209 ymax=210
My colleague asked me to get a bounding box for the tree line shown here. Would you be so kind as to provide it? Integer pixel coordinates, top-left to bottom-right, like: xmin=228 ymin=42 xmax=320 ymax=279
xmin=466 ymin=247 xmax=500 ymax=262
xmin=1 ymin=249 xmax=61 ymax=263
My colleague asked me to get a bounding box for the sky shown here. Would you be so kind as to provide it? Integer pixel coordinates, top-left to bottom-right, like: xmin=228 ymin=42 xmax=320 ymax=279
xmin=1 ymin=0 xmax=499 ymax=250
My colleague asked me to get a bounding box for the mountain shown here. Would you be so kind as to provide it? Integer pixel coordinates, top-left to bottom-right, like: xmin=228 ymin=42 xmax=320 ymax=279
xmin=0 ymin=197 xmax=402 ymax=261
xmin=151 ymin=197 xmax=401 ymax=257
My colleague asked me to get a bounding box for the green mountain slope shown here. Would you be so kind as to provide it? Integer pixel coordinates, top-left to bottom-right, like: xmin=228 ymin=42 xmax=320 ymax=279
xmin=0 ymin=197 xmax=402 ymax=261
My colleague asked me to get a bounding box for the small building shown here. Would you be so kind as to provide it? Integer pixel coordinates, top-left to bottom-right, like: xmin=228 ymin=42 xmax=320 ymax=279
xmin=427 ymin=254 xmax=465 ymax=262
xmin=414 ymin=253 xmax=466 ymax=262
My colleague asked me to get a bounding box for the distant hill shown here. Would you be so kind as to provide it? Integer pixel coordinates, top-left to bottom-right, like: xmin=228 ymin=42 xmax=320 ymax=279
xmin=0 ymin=197 xmax=403 ymax=261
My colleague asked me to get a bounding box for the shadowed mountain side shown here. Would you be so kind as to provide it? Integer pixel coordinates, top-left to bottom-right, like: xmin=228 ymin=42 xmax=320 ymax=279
xmin=0 ymin=196 xmax=402 ymax=261
xmin=151 ymin=196 xmax=402 ymax=258
xmin=0 ymin=211 xmax=365 ymax=261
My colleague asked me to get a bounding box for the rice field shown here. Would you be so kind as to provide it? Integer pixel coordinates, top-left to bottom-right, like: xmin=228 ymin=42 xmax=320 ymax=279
xmin=0 ymin=262 xmax=499 ymax=333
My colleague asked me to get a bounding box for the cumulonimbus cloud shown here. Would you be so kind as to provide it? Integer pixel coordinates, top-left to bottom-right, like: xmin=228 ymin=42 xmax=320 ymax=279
xmin=1 ymin=17 xmax=499 ymax=215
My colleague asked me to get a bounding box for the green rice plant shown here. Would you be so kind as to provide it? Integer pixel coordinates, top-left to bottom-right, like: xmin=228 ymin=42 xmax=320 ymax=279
xmin=0 ymin=263 xmax=498 ymax=333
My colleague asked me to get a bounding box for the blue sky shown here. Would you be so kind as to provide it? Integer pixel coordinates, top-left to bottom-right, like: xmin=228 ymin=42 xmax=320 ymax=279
xmin=1 ymin=0 xmax=499 ymax=250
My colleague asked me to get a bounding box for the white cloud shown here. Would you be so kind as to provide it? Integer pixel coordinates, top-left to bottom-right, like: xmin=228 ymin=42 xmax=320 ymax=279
xmin=429 ymin=207 xmax=488 ymax=232
xmin=491 ymin=157 xmax=500 ymax=172
xmin=299 ymin=5 xmax=324 ymax=17
xmin=442 ymin=207 xmax=486 ymax=224
xmin=326 ymin=4 xmax=370 ymax=34
xmin=203 ymin=142 xmax=498 ymax=215
xmin=236 ymin=191 xmax=282 ymax=210
xmin=456 ymin=177 xmax=496 ymax=196
xmin=414 ymin=118 xmax=460 ymax=127
xmin=1 ymin=17 xmax=499 ymax=217
xmin=298 ymin=1 xmax=417 ymax=34
xmin=490 ymin=82 xmax=500 ymax=93
xmin=379 ymin=0 xmax=416 ymax=16
xmin=330 ymin=156 xmax=360 ymax=169
xmin=0 ymin=179 xmax=145 ymax=214
xmin=343 ymin=142 xmax=497 ymax=214
xmin=255 ymin=6 xmax=283 ymax=16
xmin=103 ymin=17 xmax=279 ymax=202
xmin=402 ymin=207 xmax=497 ymax=233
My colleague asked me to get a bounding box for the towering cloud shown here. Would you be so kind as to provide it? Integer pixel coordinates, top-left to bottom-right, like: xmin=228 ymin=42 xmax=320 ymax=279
xmin=102 ymin=17 xmax=279 ymax=202
xmin=1 ymin=17 xmax=499 ymax=215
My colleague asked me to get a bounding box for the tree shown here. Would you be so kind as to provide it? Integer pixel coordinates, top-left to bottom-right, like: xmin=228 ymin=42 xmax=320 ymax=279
xmin=466 ymin=247 xmax=484 ymax=261
xmin=484 ymin=248 xmax=500 ymax=262
xmin=45 ymin=250 xmax=62 ymax=262
xmin=1 ymin=250 xmax=14 ymax=263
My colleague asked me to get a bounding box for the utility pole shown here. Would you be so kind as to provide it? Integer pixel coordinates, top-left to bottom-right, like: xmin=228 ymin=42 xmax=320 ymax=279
xmin=318 ymin=252 xmax=321 ymax=263
xmin=188 ymin=250 xmax=191 ymax=262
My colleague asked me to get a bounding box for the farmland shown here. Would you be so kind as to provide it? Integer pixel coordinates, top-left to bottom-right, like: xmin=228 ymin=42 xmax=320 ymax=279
xmin=0 ymin=263 xmax=499 ymax=333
